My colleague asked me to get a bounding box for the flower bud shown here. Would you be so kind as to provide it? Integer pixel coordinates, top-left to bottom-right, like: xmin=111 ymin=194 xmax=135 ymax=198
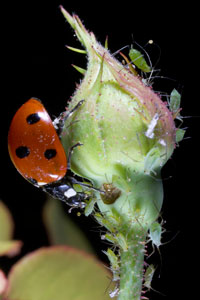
xmin=60 ymin=7 xmax=176 ymax=228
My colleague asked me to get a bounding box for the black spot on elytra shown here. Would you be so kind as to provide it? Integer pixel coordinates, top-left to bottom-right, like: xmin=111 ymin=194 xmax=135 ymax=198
xmin=44 ymin=149 xmax=57 ymax=160
xmin=16 ymin=146 xmax=30 ymax=158
xmin=26 ymin=113 xmax=40 ymax=124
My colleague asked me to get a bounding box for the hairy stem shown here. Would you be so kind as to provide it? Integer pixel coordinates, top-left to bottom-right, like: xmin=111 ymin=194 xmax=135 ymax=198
xmin=118 ymin=227 xmax=146 ymax=300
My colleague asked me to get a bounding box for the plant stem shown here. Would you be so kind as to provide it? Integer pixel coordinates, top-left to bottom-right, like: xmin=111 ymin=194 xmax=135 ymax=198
xmin=118 ymin=227 xmax=146 ymax=300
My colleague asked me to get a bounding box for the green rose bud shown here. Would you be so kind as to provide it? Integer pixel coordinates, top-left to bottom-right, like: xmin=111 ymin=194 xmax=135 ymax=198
xmin=60 ymin=7 xmax=177 ymax=299
xmin=60 ymin=7 xmax=175 ymax=225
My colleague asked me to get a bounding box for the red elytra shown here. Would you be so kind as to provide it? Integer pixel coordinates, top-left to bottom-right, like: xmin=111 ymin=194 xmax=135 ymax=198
xmin=8 ymin=98 xmax=67 ymax=185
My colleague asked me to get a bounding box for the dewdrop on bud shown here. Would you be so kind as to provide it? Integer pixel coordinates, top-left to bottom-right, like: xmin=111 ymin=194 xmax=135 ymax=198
xmin=60 ymin=7 xmax=176 ymax=228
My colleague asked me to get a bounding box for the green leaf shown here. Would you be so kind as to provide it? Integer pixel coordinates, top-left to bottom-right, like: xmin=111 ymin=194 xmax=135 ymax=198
xmin=0 ymin=201 xmax=22 ymax=257
xmin=0 ymin=241 xmax=22 ymax=257
xmin=129 ymin=48 xmax=151 ymax=72
xmin=72 ymin=64 xmax=86 ymax=74
xmin=43 ymin=197 xmax=94 ymax=254
xmin=66 ymin=45 xmax=87 ymax=54
xmin=0 ymin=270 xmax=7 ymax=296
xmin=4 ymin=246 xmax=116 ymax=300
xmin=0 ymin=201 xmax=13 ymax=240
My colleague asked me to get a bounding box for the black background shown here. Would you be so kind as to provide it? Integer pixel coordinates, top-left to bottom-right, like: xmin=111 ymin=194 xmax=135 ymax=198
xmin=1 ymin=1 xmax=199 ymax=299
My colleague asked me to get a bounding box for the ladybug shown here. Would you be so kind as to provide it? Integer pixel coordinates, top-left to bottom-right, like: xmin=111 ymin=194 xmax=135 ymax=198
xmin=8 ymin=97 xmax=92 ymax=208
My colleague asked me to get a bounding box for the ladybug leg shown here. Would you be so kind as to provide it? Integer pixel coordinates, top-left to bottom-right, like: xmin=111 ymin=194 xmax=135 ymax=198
xmin=67 ymin=142 xmax=83 ymax=170
xmin=53 ymin=100 xmax=84 ymax=136
xmin=67 ymin=144 xmax=105 ymax=194
xmin=43 ymin=178 xmax=88 ymax=208
xmin=67 ymin=100 xmax=85 ymax=118
xmin=67 ymin=176 xmax=105 ymax=194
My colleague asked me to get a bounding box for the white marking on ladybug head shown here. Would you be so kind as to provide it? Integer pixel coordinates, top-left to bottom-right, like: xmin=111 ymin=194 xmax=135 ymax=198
xmin=64 ymin=188 xmax=77 ymax=198
xmin=49 ymin=174 xmax=60 ymax=180
xmin=53 ymin=117 xmax=60 ymax=130
xmin=38 ymin=111 xmax=49 ymax=123
xmin=37 ymin=182 xmax=47 ymax=186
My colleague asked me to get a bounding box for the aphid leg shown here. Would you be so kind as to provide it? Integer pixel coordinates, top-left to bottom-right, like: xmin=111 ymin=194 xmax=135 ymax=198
xmin=112 ymin=45 xmax=129 ymax=57
xmin=66 ymin=143 xmax=104 ymax=194
xmin=147 ymin=245 xmax=155 ymax=259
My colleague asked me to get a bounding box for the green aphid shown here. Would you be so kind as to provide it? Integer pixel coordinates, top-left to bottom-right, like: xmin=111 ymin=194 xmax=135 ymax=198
xmin=148 ymin=221 xmax=163 ymax=260
xmin=169 ymin=89 xmax=183 ymax=122
xmin=104 ymin=248 xmax=119 ymax=271
xmin=84 ymin=197 xmax=96 ymax=216
xmin=144 ymin=147 xmax=161 ymax=176
xmin=169 ymin=89 xmax=186 ymax=143
xmin=103 ymin=248 xmax=120 ymax=281
xmin=169 ymin=89 xmax=181 ymax=113
xmin=129 ymin=48 xmax=151 ymax=72
xmin=149 ymin=221 xmax=162 ymax=249
xmin=149 ymin=221 xmax=179 ymax=257
xmin=144 ymin=264 xmax=165 ymax=295
xmin=116 ymin=233 xmax=128 ymax=252
xmin=103 ymin=233 xmax=117 ymax=244
xmin=94 ymin=213 xmax=115 ymax=233
xmin=144 ymin=264 xmax=155 ymax=290
xmin=176 ymin=128 xmax=186 ymax=143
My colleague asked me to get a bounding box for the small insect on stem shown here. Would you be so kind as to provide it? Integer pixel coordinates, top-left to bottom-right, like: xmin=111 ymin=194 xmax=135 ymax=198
xmin=143 ymin=264 xmax=165 ymax=296
xmin=147 ymin=221 xmax=164 ymax=262
xmin=144 ymin=264 xmax=155 ymax=290
xmin=169 ymin=88 xmax=182 ymax=121
xmin=129 ymin=48 xmax=151 ymax=73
